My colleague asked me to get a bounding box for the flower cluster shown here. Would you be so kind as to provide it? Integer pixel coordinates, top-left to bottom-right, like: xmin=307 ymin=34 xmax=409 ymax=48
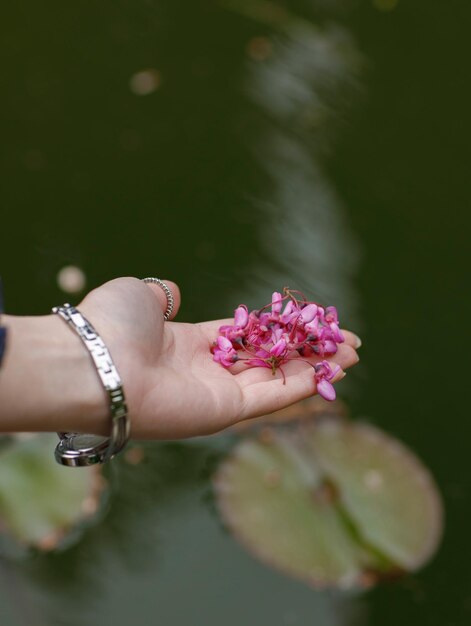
xmin=212 ymin=288 xmax=344 ymax=401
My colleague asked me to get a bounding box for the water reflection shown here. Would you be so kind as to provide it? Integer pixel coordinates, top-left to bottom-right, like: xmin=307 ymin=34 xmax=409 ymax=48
xmin=227 ymin=4 xmax=361 ymax=324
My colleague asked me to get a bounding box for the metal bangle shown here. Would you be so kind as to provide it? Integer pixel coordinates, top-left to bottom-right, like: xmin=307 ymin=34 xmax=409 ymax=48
xmin=52 ymin=303 xmax=130 ymax=467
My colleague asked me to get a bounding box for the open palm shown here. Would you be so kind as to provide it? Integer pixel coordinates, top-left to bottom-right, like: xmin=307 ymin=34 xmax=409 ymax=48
xmin=80 ymin=277 xmax=360 ymax=439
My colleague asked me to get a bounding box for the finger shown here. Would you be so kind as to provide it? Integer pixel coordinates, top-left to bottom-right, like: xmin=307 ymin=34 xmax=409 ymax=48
xmin=327 ymin=343 xmax=359 ymax=370
xmin=234 ymin=346 xmax=355 ymax=386
xmin=341 ymin=329 xmax=362 ymax=349
xmin=144 ymin=279 xmax=181 ymax=320
xmin=238 ymin=357 xmax=349 ymax=421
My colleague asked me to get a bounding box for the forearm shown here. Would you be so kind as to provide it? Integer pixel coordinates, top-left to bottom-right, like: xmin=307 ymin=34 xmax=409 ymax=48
xmin=0 ymin=314 xmax=110 ymax=435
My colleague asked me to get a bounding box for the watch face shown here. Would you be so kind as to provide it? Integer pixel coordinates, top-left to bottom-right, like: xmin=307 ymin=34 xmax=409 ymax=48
xmin=55 ymin=434 xmax=111 ymax=466
xmin=65 ymin=434 xmax=109 ymax=452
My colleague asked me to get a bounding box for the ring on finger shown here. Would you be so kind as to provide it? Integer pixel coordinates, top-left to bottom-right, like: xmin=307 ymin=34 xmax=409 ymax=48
xmin=141 ymin=277 xmax=175 ymax=321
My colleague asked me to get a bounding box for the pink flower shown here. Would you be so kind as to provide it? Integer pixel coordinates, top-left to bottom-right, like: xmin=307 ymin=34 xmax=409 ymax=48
xmin=271 ymin=292 xmax=283 ymax=315
xmin=314 ymin=360 xmax=341 ymax=401
xmin=324 ymin=306 xmax=345 ymax=343
xmin=270 ymin=338 xmax=287 ymax=358
xmin=304 ymin=316 xmax=319 ymax=339
xmin=212 ymin=287 xmax=349 ymax=402
xmin=245 ymin=314 xmax=272 ymax=346
xmin=244 ymin=346 xmax=273 ymax=368
xmin=317 ymin=327 xmax=339 ymax=356
xmin=219 ymin=305 xmax=249 ymax=341
xmin=280 ymin=300 xmax=299 ymax=324
xmin=234 ymin=305 xmax=249 ymax=328
xmin=299 ymin=303 xmax=318 ymax=323
xmin=212 ymin=336 xmax=239 ymax=368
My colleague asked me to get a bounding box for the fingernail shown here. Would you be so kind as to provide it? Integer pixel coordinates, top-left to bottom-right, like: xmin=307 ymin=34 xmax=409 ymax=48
xmin=352 ymin=333 xmax=362 ymax=349
xmin=331 ymin=365 xmax=346 ymax=382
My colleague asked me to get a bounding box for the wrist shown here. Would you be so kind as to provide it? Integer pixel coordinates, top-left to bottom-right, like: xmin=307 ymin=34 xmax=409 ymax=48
xmin=0 ymin=314 xmax=110 ymax=434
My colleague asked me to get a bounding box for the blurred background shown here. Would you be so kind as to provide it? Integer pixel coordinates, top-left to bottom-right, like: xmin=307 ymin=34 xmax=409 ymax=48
xmin=1 ymin=0 xmax=470 ymax=624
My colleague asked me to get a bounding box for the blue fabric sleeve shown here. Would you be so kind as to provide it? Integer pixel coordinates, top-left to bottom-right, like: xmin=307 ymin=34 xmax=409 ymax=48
xmin=0 ymin=277 xmax=6 ymax=367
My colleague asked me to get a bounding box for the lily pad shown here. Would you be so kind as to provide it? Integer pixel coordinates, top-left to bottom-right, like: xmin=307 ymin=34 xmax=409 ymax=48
xmin=214 ymin=417 xmax=443 ymax=589
xmin=0 ymin=434 xmax=107 ymax=553
xmin=304 ymin=419 xmax=443 ymax=571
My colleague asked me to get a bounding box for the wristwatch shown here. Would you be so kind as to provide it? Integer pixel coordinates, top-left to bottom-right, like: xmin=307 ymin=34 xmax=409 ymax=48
xmin=52 ymin=303 xmax=130 ymax=467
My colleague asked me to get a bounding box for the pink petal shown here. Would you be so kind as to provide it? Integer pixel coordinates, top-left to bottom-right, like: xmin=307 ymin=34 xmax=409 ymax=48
xmin=271 ymin=327 xmax=283 ymax=343
xmin=255 ymin=348 xmax=270 ymax=358
xmin=270 ymin=338 xmax=287 ymax=357
xmin=328 ymin=364 xmax=341 ymax=380
xmin=317 ymin=378 xmax=336 ymax=401
xmin=323 ymin=340 xmax=338 ymax=354
xmin=218 ymin=324 xmax=233 ymax=335
xmin=325 ymin=306 xmax=339 ymax=323
xmin=282 ymin=300 xmax=294 ymax=316
xmin=300 ymin=304 xmax=318 ymax=323
xmin=234 ymin=305 xmax=249 ymax=328
xmin=305 ymin=318 xmax=319 ymax=335
xmin=330 ymin=323 xmax=344 ymax=343
xmin=271 ymin=292 xmax=283 ymax=314
xmin=214 ymin=350 xmax=234 ymax=367
xmin=317 ymin=360 xmax=339 ymax=380
xmin=217 ymin=336 xmax=233 ymax=351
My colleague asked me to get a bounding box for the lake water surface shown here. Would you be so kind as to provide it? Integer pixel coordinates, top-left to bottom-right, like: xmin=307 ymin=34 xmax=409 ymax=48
xmin=1 ymin=1 xmax=469 ymax=624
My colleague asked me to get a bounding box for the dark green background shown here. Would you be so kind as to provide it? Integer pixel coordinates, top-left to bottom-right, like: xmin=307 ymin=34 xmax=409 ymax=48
xmin=1 ymin=1 xmax=469 ymax=624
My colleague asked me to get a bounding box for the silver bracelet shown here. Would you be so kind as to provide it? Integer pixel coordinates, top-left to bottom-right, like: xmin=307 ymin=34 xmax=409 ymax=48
xmin=51 ymin=303 xmax=130 ymax=467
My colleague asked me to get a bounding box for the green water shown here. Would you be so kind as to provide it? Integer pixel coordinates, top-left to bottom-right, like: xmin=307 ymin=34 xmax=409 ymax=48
xmin=1 ymin=1 xmax=469 ymax=624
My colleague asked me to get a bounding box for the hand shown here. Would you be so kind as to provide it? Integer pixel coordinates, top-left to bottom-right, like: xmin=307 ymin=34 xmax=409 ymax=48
xmin=79 ymin=277 xmax=360 ymax=439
